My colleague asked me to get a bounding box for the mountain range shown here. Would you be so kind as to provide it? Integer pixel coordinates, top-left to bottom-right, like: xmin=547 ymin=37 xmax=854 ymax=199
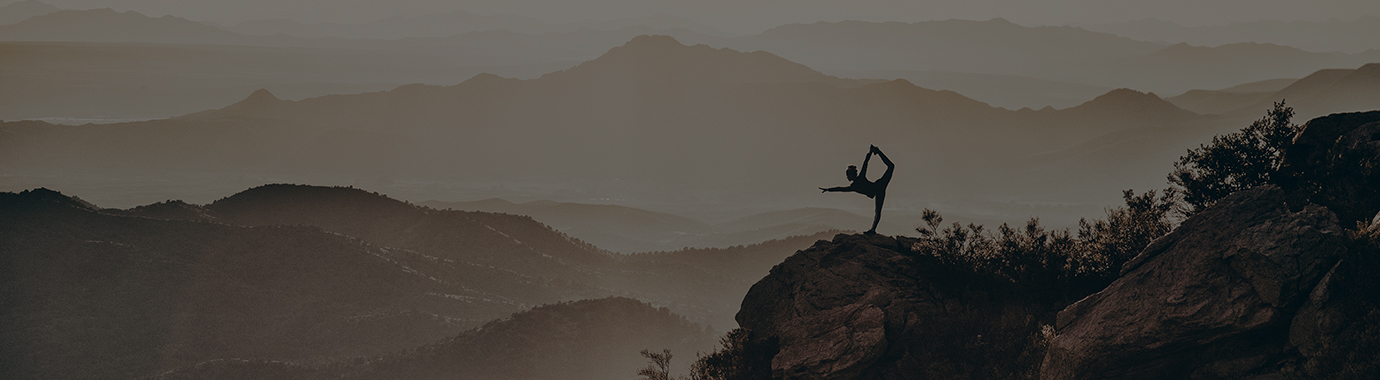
xmin=1078 ymin=16 xmax=1380 ymax=54
xmin=3 ymin=8 xmax=1378 ymax=121
xmin=6 ymin=34 xmax=1377 ymax=227
xmin=1167 ymin=63 xmax=1380 ymax=118
xmin=225 ymin=11 xmax=728 ymax=39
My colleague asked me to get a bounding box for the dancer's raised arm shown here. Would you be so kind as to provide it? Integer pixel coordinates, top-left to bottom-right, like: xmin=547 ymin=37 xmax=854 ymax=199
xmin=859 ymin=149 xmax=873 ymax=178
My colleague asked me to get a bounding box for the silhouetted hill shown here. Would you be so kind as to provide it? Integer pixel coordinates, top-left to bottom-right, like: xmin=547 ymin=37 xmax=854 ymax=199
xmin=150 ymin=298 xmax=716 ymax=380
xmin=102 ymin=184 xmax=826 ymax=328
xmin=0 ymin=0 xmax=60 ymax=25
xmin=1057 ymin=88 xmax=1199 ymax=123
xmin=543 ymin=34 xmax=864 ymax=88
xmin=1164 ymin=78 xmax=1296 ymax=115
xmin=1164 ymin=63 xmax=1380 ymax=119
xmin=205 ymin=185 xmax=613 ymax=273
xmin=197 ymin=184 xmax=833 ymax=328
xmin=423 ymin=198 xmax=718 ymax=253
xmin=1281 ymin=63 xmax=1380 ymax=119
xmin=343 ymin=297 xmax=715 ymax=380
xmin=3 ymin=185 xmax=831 ymax=379
xmin=0 ymin=8 xmax=259 ymax=44
xmin=0 ymin=188 xmax=489 ymax=380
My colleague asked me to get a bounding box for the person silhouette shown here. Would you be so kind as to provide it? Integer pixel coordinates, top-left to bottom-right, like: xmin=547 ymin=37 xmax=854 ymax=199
xmin=820 ymin=145 xmax=894 ymax=234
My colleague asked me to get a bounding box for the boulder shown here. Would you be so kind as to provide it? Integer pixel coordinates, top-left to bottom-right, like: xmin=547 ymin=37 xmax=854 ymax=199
xmin=735 ymin=233 xmax=907 ymax=379
xmin=737 ymin=233 xmax=1055 ymax=380
xmin=1041 ymin=186 xmax=1346 ymax=380
xmin=1278 ymin=111 xmax=1380 ymax=225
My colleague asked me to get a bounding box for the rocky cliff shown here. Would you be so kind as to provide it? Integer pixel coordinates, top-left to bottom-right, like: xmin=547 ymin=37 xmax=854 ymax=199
xmin=735 ymin=111 xmax=1380 ymax=379
xmin=736 ymin=233 xmax=1061 ymax=379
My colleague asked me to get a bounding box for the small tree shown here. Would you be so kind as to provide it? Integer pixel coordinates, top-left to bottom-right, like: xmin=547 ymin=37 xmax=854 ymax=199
xmin=638 ymin=349 xmax=674 ymax=380
xmin=1075 ymin=189 xmax=1177 ymax=280
xmin=687 ymin=329 xmax=777 ymax=380
xmin=1168 ymin=101 xmax=1300 ymax=216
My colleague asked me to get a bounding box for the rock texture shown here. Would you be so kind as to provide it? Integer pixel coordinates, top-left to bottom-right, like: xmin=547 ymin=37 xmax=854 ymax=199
xmin=1041 ymin=186 xmax=1346 ymax=380
xmin=737 ymin=233 xmax=1055 ymax=380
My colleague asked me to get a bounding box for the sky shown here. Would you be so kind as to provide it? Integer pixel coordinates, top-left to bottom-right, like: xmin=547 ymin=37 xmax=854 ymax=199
xmin=33 ymin=0 xmax=1380 ymax=33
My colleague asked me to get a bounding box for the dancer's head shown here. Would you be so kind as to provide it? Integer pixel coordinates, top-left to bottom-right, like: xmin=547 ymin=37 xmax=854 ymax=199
xmin=846 ymin=165 xmax=858 ymax=181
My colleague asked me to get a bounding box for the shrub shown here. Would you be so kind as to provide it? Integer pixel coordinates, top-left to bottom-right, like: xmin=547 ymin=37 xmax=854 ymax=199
xmin=1168 ymin=101 xmax=1300 ymax=216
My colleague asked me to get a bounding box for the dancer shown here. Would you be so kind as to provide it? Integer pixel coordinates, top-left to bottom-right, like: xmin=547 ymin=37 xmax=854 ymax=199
xmin=820 ymin=145 xmax=894 ymax=234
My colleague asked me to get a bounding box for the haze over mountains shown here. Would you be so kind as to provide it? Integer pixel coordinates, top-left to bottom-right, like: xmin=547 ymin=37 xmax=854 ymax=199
xmin=5 ymin=1 xmax=1380 ymax=379
xmin=3 ymin=4 xmax=1378 ymax=122
xmin=5 ymin=32 xmax=1379 ymax=231
xmin=424 ymin=197 xmax=889 ymax=253
xmin=1078 ymin=16 xmax=1380 ymax=54
xmin=9 ymin=30 xmax=1380 ymax=223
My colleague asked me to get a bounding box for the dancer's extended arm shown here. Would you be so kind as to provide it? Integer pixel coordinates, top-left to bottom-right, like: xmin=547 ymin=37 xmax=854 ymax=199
xmin=820 ymin=186 xmax=851 ymax=192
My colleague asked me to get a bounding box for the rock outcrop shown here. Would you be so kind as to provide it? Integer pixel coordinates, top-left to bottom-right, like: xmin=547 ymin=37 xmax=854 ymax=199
xmin=737 ymin=111 xmax=1380 ymax=380
xmin=736 ymin=233 xmax=1056 ymax=379
xmin=1041 ymin=186 xmax=1345 ymax=379
xmin=1041 ymin=111 xmax=1380 ymax=379
xmin=1278 ymin=110 xmax=1380 ymax=225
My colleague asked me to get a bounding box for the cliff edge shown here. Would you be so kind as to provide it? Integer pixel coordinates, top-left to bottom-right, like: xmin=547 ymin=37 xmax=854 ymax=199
xmin=735 ymin=111 xmax=1380 ymax=379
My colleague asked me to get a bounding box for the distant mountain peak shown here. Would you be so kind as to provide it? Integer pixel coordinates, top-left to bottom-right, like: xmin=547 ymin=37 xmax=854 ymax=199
xmin=1 ymin=188 xmax=98 ymax=211
xmin=1355 ymin=62 xmax=1380 ymax=75
xmin=622 ymin=34 xmax=683 ymax=48
xmin=245 ymin=88 xmax=280 ymax=102
xmin=544 ymin=34 xmax=859 ymax=87
xmin=1093 ymin=88 xmax=1163 ymax=102
xmin=175 ymin=88 xmax=287 ymax=120
xmin=1063 ymin=88 xmax=1199 ymax=120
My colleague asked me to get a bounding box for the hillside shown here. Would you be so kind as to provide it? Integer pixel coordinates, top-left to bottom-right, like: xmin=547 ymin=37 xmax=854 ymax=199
xmin=0 ymin=189 xmax=490 ymax=380
xmin=149 ymin=298 xmax=716 ymax=380
xmin=0 ymin=0 xmax=59 ymax=25
xmin=77 ymin=184 xmax=828 ymax=326
xmin=2 ymin=184 xmax=831 ymax=379
xmin=1163 ymin=63 xmax=1380 ymax=119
